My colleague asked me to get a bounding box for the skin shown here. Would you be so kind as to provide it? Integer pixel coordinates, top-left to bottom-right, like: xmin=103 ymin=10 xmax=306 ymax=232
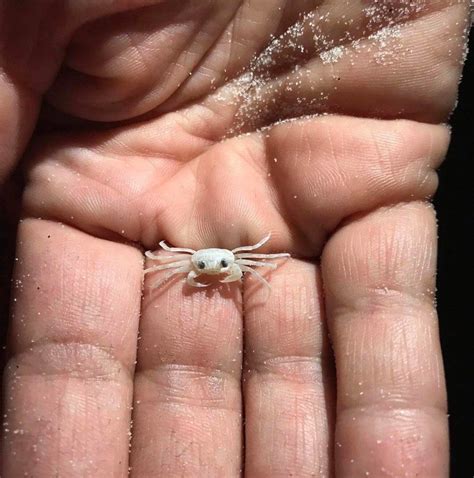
xmin=0 ymin=1 xmax=470 ymax=476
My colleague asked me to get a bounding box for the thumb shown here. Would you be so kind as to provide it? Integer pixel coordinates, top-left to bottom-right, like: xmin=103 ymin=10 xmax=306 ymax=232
xmin=0 ymin=0 xmax=160 ymax=184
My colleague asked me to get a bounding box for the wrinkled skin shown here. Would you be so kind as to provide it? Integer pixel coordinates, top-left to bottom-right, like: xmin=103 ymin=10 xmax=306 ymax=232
xmin=0 ymin=1 xmax=470 ymax=476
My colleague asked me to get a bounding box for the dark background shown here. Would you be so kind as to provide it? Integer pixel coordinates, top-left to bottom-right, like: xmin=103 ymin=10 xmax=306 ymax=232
xmin=435 ymin=24 xmax=473 ymax=477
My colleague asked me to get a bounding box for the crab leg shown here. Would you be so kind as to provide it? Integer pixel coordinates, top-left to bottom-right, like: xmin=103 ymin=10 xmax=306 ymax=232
xmin=240 ymin=264 xmax=271 ymax=289
xmin=235 ymin=252 xmax=290 ymax=259
xmin=220 ymin=264 xmax=243 ymax=283
xmin=145 ymin=251 xmax=189 ymax=260
xmin=231 ymin=233 xmax=271 ymax=253
xmin=159 ymin=240 xmax=196 ymax=254
xmin=236 ymin=259 xmax=278 ymax=269
xmin=150 ymin=265 xmax=191 ymax=289
xmin=143 ymin=260 xmax=190 ymax=275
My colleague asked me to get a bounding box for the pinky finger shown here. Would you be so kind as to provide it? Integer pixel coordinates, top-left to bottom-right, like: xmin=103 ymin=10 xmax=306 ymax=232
xmin=322 ymin=202 xmax=448 ymax=477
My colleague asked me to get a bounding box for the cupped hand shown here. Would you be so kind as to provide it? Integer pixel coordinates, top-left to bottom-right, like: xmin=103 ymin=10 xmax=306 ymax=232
xmin=0 ymin=1 xmax=470 ymax=476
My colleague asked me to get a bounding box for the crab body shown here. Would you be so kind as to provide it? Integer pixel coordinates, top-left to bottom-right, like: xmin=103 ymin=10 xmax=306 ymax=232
xmin=144 ymin=233 xmax=290 ymax=290
xmin=191 ymin=248 xmax=235 ymax=275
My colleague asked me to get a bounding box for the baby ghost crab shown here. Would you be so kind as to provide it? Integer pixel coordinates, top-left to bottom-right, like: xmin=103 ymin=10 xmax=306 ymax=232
xmin=144 ymin=233 xmax=290 ymax=290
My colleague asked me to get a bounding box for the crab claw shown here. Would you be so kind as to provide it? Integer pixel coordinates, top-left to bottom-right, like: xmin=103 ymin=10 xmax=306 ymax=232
xmin=187 ymin=271 xmax=210 ymax=288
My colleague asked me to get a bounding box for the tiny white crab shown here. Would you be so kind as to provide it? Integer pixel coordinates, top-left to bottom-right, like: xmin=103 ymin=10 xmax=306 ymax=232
xmin=144 ymin=233 xmax=290 ymax=290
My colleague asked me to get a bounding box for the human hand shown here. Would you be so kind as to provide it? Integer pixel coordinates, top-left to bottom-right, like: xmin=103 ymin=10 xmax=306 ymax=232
xmin=1 ymin=1 xmax=470 ymax=476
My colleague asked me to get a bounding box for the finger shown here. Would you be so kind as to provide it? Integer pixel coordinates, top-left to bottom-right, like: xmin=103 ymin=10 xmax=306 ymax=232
xmin=2 ymin=219 xmax=142 ymax=476
xmin=206 ymin=1 xmax=469 ymax=132
xmin=160 ymin=0 xmax=468 ymax=118
xmin=46 ymin=1 xmax=241 ymax=121
xmin=130 ymin=259 xmax=243 ymax=476
xmin=265 ymin=116 xmax=449 ymax=250
xmin=322 ymin=202 xmax=448 ymax=476
xmin=243 ymin=259 xmax=335 ymax=477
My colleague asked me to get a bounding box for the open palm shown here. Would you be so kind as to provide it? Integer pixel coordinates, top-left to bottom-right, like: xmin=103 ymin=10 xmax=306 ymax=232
xmin=1 ymin=1 xmax=470 ymax=476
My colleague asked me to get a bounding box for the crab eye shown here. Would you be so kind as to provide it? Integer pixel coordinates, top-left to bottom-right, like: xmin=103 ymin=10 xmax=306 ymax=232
xmin=197 ymin=261 xmax=206 ymax=270
xmin=221 ymin=259 xmax=228 ymax=268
